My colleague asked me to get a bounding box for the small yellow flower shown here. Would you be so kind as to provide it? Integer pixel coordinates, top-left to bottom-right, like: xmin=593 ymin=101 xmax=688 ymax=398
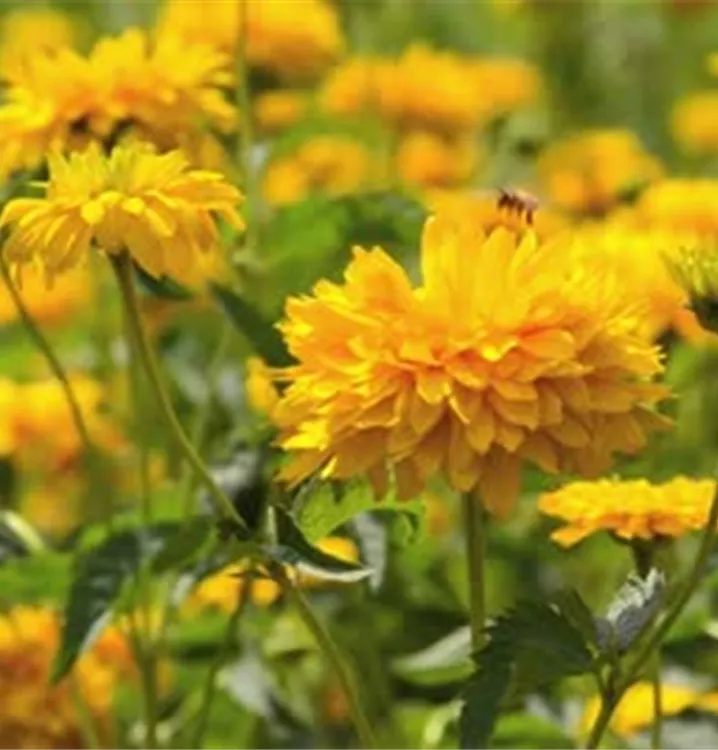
xmin=538 ymin=129 xmax=662 ymax=215
xmin=262 ymin=136 xmax=371 ymax=206
xmin=0 ymin=141 xmax=243 ymax=286
xmin=468 ymin=58 xmax=542 ymax=122
xmin=539 ymin=476 xmax=715 ymax=547
xmin=254 ymin=90 xmax=308 ymax=135
xmin=0 ymin=605 xmax=134 ymax=749
xmin=158 ymin=0 xmax=343 ymax=81
xmin=582 ymin=682 xmax=709 ymax=739
xmin=396 ymin=131 xmax=480 ymax=190
xmin=319 ymin=57 xmax=384 ymax=118
xmin=274 ymin=208 xmax=670 ymax=517
xmin=671 ymin=91 xmax=718 ymax=155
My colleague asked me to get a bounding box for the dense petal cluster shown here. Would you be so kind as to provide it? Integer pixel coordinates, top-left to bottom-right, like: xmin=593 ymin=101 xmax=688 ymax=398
xmin=262 ymin=136 xmax=372 ymax=206
xmin=539 ymin=476 xmax=715 ymax=546
xmin=158 ymin=0 xmax=344 ymax=81
xmin=0 ymin=375 xmax=126 ymax=473
xmin=274 ymin=209 xmax=670 ymax=516
xmin=0 ymin=27 xmax=235 ymax=180
xmin=0 ymin=606 xmax=134 ymax=749
xmin=0 ymin=141 xmax=243 ymax=285
xmin=538 ymin=129 xmax=662 ymax=215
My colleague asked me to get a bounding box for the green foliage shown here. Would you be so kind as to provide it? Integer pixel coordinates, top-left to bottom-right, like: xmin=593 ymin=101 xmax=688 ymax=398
xmin=459 ymin=597 xmax=596 ymax=749
xmin=393 ymin=627 xmax=473 ymax=687
xmin=211 ymin=283 xmax=292 ymax=367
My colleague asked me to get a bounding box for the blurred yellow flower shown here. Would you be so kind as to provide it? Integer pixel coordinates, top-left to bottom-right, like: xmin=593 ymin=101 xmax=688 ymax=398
xmin=246 ymin=357 xmax=280 ymax=417
xmin=262 ymin=136 xmax=371 ymax=206
xmin=539 ymin=476 xmax=715 ymax=546
xmin=158 ymin=0 xmax=343 ymax=81
xmin=0 ymin=605 xmax=134 ymax=749
xmin=634 ymin=178 xmax=718 ymax=236
xmin=91 ymin=28 xmax=236 ymax=142
xmin=20 ymin=478 xmax=84 ymax=539
xmin=376 ymin=44 xmax=481 ymax=134
xmin=538 ymin=129 xmax=662 ymax=215
xmin=0 ymin=7 xmax=76 ymax=79
xmin=0 ymin=375 xmax=126 ymax=473
xmin=274 ymin=209 xmax=670 ymax=517
xmin=0 ymin=141 xmax=243 ymax=286
xmin=0 ymin=264 xmax=91 ymax=327
xmin=671 ymin=91 xmax=718 ymax=154
xmin=396 ymin=131 xmax=480 ymax=189
xmin=254 ymin=90 xmax=308 ymax=135
xmin=319 ymin=57 xmax=384 ymax=118
xmin=582 ymin=682 xmax=711 ymax=739
xmin=469 ymin=58 xmax=542 ymax=122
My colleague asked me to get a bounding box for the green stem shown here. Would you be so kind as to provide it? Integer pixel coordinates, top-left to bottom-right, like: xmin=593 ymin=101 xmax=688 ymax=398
xmin=128 ymin=611 xmax=159 ymax=750
xmin=191 ymin=577 xmax=252 ymax=748
xmin=586 ymin=479 xmax=718 ymax=748
xmin=462 ymin=492 xmax=487 ymax=652
xmin=71 ymin=675 xmax=103 ymax=749
xmin=651 ymin=651 xmax=663 ymax=750
xmin=112 ymin=255 xmax=248 ymax=531
xmin=0 ymin=255 xmax=93 ymax=453
xmin=283 ymin=575 xmax=377 ymax=749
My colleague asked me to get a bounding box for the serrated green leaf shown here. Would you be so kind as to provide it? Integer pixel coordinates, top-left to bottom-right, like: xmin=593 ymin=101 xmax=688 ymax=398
xmin=210 ymin=283 xmax=291 ymax=367
xmin=263 ymin=508 xmax=370 ymax=583
xmin=151 ymin=516 xmax=215 ymax=574
xmin=393 ymin=627 xmax=473 ymax=686
xmin=552 ymin=588 xmax=601 ymax=651
xmin=460 ymin=598 xmax=595 ymax=749
xmin=52 ymin=523 xmax=178 ymax=682
xmin=295 ymin=477 xmax=423 ymax=542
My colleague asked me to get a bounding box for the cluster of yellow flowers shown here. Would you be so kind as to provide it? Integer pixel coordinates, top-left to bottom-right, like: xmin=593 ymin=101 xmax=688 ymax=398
xmin=0 ymin=606 xmax=134 ymax=748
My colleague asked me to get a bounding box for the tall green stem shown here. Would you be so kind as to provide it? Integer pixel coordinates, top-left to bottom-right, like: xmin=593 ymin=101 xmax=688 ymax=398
xmin=112 ymin=255 xmax=248 ymax=532
xmin=462 ymin=492 xmax=487 ymax=652
xmin=283 ymin=575 xmax=376 ymax=749
xmin=651 ymin=652 xmax=663 ymax=750
xmin=586 ymin=480 xmax=718 ymax=748
xmin=0 ymin=255 xmax=93 ymax=453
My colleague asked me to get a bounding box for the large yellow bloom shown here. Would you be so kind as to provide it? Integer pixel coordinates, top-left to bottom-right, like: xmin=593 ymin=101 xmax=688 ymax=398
xmin=0 ymin=141 xmax=243 ymax=286
xmin=158 ymin=0 xmax=343 ymax=80
xmin=538 ymin=129 xmax=662 ymax=215
xmin=539 ymin=476 xmax=715 ymax=546
xmin=633 ymin=178 xmax=718 ymax=236
xmin=274 ymin=209 xmax=670 ymax=517
xmin=0 ymin=605 xmax=134 ymax=749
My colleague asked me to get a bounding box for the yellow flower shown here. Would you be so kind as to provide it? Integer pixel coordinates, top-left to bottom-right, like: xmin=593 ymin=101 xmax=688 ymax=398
xmin=273 ymin=209 xmax=670 ymax=517
xmin=582 ymin=682 xmax=710 ymax=739
xmin=0 ymin=141 xmax=244 ymax=286
xmin=538 ymin=129 xmax=662 ymax=215
xmin=262 ymin=136 xmax=371 ymax=206
xmin=0 ymin=7 xmax=76 ymax=80
xmin=396 ymin=131 xmax=480 ymax=189
xmin=319 ymin=57 xmax=385 ymax=118
xmin=539 ymin=476 xmax=715 ymax=546
xmin=246 ymin=357 xmax=280 ymax=417
xmin=376 ymin=44 xmax=481 ymax=134
xmin=20 ymin=478 xmax=84 ymax=539
xmin=0 ymin=264 xmax=91 ymax=327
xmin=158 ymin=0 xmax=343 ymax=81
xmin=298 ymin=536 xmax=359 ymax=588
xmin=0 ymin=605 xmax=134 ymax=749
xmin=254 ymin=90 xmax=308 ymax=135
xmin=634 ymin=178 xmax=718 ymax=237
xmin=0 ymin=375 xmax=126 ymax=473
xmin=671 ymin=91 xmax=718 ymax=154
xmin=468 ymin=58 xmax=542 ymax=122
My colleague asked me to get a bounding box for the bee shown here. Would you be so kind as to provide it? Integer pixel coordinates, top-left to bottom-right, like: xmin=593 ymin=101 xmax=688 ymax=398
xmin=497 ymin=188 xmax=540 ymax=225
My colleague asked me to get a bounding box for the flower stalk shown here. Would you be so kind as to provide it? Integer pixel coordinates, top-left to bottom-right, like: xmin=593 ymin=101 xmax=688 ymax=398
xmin=463 ymin=491 xmax=487 ymax=652
xmin=113 ymin=253 xmax=248 ymax=532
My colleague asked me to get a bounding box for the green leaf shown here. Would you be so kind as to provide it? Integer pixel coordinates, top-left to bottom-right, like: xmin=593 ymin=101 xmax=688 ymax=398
xmin=0 ymin=552 xmax=71 ymax=605
xmin=460 ymin=599 xmax=595 ymax=749
xmin=263 ymin=508 xmax=371 ymax=583
xmin=135 ymin=264 xmax=194 ymax=300
xmin=493 ymin=712 xmax=574 ymax=749
xmin=295 ymin=477 xmax=423 ymax=542
xmin=210 ymin=283 xmax=291 ymax=367
xmin=0 ymin=511 xmax=44 ymax=562
xmin=151 ymin=516 xmax=215 ymax=574
xmin=393 ymin=627 xmax=473 ymax=686
xmin=551 ymin=589 xmax=601 ymax=651
xmin=52 ymin=524 xmax=178 ymax=682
